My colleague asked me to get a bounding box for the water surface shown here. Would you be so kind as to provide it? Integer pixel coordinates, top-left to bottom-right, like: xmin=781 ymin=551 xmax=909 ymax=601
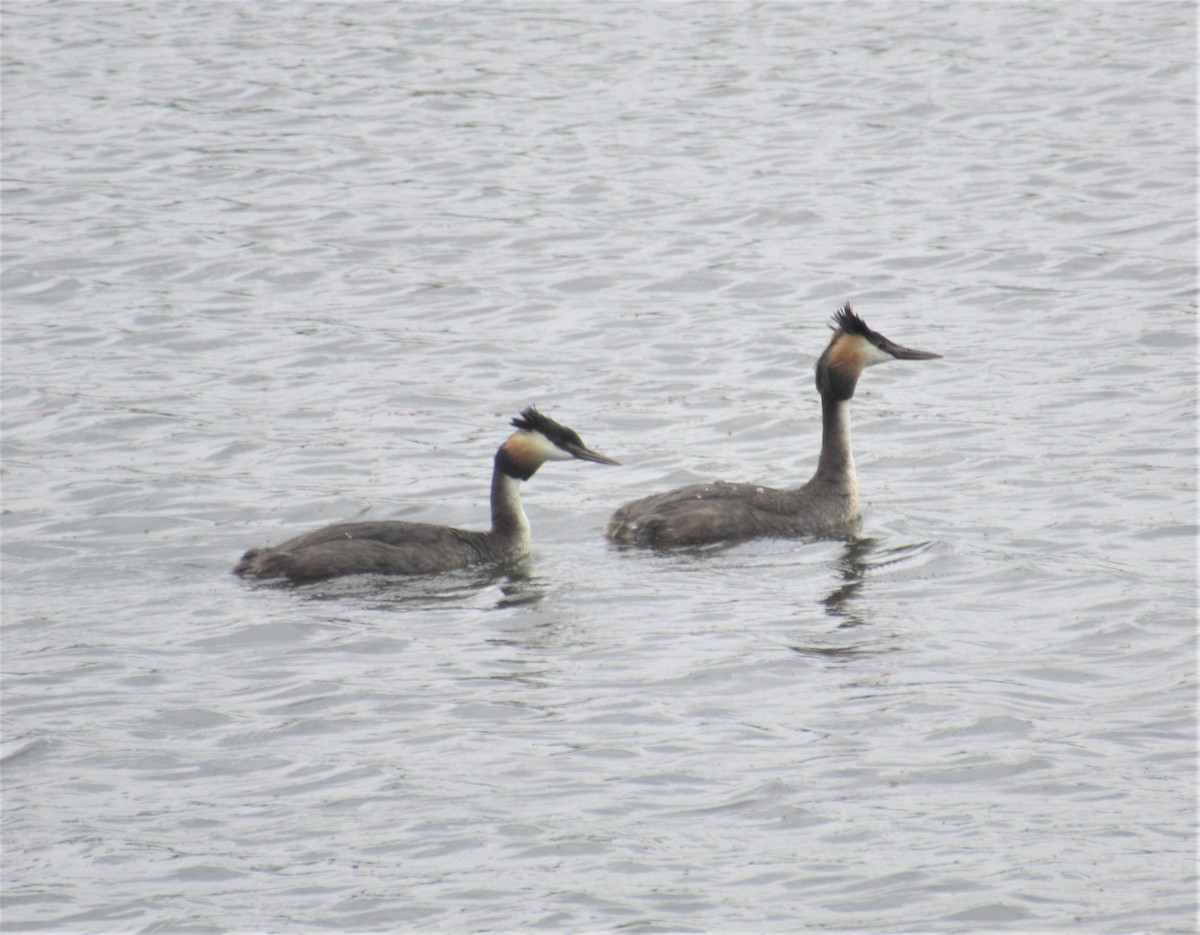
xmin=2 ymin=2 xmax=1195 ymax=932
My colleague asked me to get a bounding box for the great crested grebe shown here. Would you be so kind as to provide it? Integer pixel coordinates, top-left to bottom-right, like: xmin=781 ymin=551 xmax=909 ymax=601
xmin=605 ymin=304 xmax=941 ymax=549
xmin=235 ymin=406 xmax=618 ymax=583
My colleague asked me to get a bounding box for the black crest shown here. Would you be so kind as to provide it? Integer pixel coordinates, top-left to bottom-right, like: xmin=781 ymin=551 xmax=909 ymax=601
xmin=831 ymin=303 xmax=871 ymax=337
xmin=511 ymin=405 xmax=583 ymax=450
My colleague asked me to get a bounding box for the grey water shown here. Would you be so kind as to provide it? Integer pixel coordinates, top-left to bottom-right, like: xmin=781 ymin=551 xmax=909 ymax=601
xmin=2 ymin=2 xmax=1196 ymax=932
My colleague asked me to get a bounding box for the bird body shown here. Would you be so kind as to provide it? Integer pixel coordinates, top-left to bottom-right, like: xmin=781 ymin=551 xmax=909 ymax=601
xmin=235 ymin=407 xmax=616 ymax=583
xmin=606 ymin=305 xmax=939 ymax=549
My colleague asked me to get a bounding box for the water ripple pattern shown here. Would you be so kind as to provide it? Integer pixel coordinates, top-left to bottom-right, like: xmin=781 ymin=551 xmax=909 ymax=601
xmin=2 ymin=2 xmax=1195 ymax=932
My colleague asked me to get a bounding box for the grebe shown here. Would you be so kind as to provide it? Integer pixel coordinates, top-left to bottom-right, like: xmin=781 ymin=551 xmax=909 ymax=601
xmin=235 ymin=406 xmax=617 ymax=583
xmin=605 ymin=304 xmax=940 ymax=548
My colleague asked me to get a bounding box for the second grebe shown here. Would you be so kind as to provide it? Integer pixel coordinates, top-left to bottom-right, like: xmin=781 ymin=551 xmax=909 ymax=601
xmin=605 ymin=305 xmax=941 ymax=548
xmin=235 ymin=407 xmax=617 ymax=583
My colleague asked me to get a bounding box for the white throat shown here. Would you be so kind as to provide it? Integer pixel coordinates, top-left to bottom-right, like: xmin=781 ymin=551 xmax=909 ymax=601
xmin=493 ymin=471 xmax=531 ymax=551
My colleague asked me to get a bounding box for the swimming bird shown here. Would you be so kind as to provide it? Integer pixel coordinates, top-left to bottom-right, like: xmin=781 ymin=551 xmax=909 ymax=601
xmin=235 ymin=406 xmax=617 ymax=583
xmin=605 ymin=304 xmax=940 ymax=548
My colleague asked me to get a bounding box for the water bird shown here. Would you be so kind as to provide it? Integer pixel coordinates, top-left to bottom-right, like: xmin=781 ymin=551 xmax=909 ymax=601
xmin=605 ymin=304 xmax=941 ymax=548
xmin=235 ymin=406 xmax=618 ymax=583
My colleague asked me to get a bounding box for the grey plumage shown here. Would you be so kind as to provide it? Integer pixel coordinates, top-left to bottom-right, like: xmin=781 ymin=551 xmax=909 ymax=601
xmin=605 ymin=305 xmax=940 ymax=549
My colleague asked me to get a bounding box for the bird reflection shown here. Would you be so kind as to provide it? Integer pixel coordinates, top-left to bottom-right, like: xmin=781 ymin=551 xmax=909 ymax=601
xmin=787 ymin=535 xmax=880 ymax=661
xmin=281 ymin=561 xmax=540 ymax=611
xmin=822 ymin=535 xmax=877 ymax=628
xmin=494 ymin=564 xmax=546 ymax=610
xmin=791 ymin=535 xmax=936 ymax=660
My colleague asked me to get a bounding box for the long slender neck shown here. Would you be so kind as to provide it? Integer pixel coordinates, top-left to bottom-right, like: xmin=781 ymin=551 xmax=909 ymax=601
xmin=489 ymin=458 xmax=531 ymax=552
xmin=813 ymin=392 xmax=856 ymax=493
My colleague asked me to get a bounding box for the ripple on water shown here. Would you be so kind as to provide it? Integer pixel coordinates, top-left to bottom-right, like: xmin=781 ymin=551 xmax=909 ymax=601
xmin=2 ymin=2 xmax=1195 ymax=932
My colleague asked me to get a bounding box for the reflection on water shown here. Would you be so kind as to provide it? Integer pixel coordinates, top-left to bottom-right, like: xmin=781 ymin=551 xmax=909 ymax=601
xmin=276 ymin=564 xmax=525 ymax=605
xmin=790 ymin=536 xmax=941 ymax=658
xmin=821 ymin=535 xmax=877 ymax=628
xmin=493 ymin=569 xmax=547 ymax=611
xmin=786 ymin=536 xmax=894 ymax=661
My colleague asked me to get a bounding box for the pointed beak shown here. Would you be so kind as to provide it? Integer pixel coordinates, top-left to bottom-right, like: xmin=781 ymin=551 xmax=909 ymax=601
xmin=568 ymin=444 xmax=620 ymax=466
xmin=883 ymin=338 xmax=942 ymax=361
